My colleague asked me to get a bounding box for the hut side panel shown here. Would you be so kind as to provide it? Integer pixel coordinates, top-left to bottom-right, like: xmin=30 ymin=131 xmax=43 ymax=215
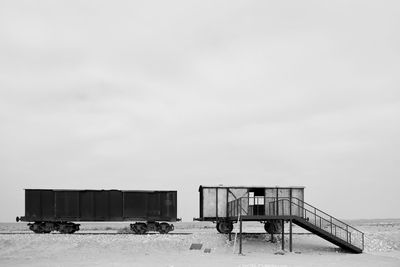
xmin=291 ymin=188 xmax=304 ymax=216
xmin=228 ymin=188 xmax=248 ymax=201
xmin=264 ymin=188 xmax=276 ymax=215
xmin=217 ymin=188 xmax=227 ymax=217
xmin=278 ymin=188 xmax=290 ymax=215
xmin=202 ymin=188 xmax=217 ymax=217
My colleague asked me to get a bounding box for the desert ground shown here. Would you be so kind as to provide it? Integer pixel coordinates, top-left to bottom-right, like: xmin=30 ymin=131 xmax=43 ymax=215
xmin=1 ymin=219 xmax=399 ymax=266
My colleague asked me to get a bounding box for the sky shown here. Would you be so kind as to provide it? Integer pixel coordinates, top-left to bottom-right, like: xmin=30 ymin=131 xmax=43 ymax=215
xmin=0 ymin=0 xmax=399 ymax=222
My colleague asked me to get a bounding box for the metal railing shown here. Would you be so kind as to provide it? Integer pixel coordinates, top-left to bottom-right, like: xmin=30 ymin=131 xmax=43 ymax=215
xmin=227 ymin=196 xmax=364 ymax=251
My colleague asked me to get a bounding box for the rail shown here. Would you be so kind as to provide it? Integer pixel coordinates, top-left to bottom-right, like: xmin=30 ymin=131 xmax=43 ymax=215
xmin=227 ymin=196 xmax=364 ymax=251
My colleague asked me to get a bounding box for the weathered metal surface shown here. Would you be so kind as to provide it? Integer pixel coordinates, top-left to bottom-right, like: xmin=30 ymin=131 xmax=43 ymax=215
xmin=21 ymin=189 xmax=177 ymax=222
xmin=197 ymin=185 xmax=305 ymax=221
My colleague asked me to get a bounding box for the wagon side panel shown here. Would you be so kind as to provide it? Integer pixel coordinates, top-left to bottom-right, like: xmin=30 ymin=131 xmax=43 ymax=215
xmin=147 ymin=192 xmax=161 ymax=220
xmin=55 ymin=191 xmax=79 ymax=220
xmin=79 ymin=191 xmax=95 ymax=221
xmin=41 ymin=190 xmax=55 ymax=220
xmin=109 ymin=190 xmax=123 ymax=220
xmin=159 ymin=191 xmax=177 ymax=221
xmin=94 ymin=191 xmax=109 ymax=220
xmin=25 ymin=190 xmax=42 ymax=221
xmin=123 ymin=191 xmax=148 ymax=220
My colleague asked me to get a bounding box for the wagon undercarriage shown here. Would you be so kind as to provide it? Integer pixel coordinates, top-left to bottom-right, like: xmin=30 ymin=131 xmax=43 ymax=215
xmin=28 ymin=221 xmax=80 ymax=234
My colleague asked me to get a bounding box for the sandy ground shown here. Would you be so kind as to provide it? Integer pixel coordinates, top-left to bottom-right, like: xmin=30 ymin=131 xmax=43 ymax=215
xmin=1 ymin=219 xmax=400 ymax=266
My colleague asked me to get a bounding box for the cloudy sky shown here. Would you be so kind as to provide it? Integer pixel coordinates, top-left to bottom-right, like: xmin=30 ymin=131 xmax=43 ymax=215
xmin=0 ymin=1 xmax=399 ymax=222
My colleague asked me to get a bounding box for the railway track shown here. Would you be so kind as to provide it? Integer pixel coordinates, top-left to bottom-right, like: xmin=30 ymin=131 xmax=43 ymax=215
xmin=0 ymin=232 xmax=313 ymax=236
xmin=0 ymin=232 xmax=193 ymax=235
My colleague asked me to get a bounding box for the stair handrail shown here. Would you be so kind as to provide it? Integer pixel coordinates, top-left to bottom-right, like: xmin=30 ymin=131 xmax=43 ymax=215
xmin=228 ymin=196 xmax=249 ymax=217
xmin=276 ymin=198 xmax=364 ymax=250
xmin=277 ymin=199 xmax=353 ymax=232
xmin=228 ymin=196 xmax=364 ymax=250
xmin=279 ymin=197 xmax=363 ymax=234
xmin=228 ymin=196 xmax=363 ymax=234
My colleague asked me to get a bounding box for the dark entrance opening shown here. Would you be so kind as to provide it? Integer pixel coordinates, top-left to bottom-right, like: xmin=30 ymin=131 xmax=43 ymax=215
xmin=249 ymin=188 xmax=265 ymax=215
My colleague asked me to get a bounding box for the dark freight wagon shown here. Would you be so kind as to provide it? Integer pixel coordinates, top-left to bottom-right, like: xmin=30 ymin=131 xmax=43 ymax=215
xmin=17 ymin=189 xmax=178 ymax=234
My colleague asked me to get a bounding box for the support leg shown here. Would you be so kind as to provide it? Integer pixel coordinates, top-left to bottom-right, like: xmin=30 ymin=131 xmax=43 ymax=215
xmin=289 ymin=219 xmax=293 ymax=252
xmin=229 ymin=232 xmax=231 ymax=241
xmin=239 ymin=219 xmax=243 ymax=254
xmin=281 ymin=220 xmax=285 ymax=251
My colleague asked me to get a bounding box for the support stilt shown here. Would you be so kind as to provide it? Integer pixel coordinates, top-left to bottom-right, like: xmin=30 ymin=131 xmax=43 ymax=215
xmin=289 ymin=219 xmax=293 ymax=252
xmin=229 ymin=232 xmax=231 ymax=241
xmin=239 ymin=218 xmax=243 ymax=254
xmin=281 ymin=220 xmax=285 ymax=250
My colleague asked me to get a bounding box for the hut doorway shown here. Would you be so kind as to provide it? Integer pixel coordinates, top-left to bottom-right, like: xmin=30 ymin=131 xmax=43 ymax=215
xmin=249 ymin=188 xmax=265 ymax=215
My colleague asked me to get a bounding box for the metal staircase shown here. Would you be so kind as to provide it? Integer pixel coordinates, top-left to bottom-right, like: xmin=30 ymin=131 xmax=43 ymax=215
xmin=228 ymin=196 xmax=364 ymax=253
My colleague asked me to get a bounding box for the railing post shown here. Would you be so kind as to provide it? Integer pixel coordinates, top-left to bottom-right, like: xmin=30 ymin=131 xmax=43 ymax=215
xmin=247 ymin=196 xmax=249 ymax=215
xmin=330 ymin=217 xmax=332 ymax=234
xmin=276 ymin=189 xmax=279 ymax=216
xmin=289 ymin=219 xmax=293 ymax=252
xmin=239 ymin=217 xmax=243 ymax=254
xmin=314 ymin=208 xmax=317 ymax=225
xmin=281 ymin=219 xmax=285 ymax=250
xmin=346 ymin=225 xmax=349 ymax=243
xmin=236 ymin=200 xmax=238 ymax=217
xmin=289 ymin=189 xmax=292 ymax=217
xmin=277 ymin=198 xmax=279 ymax=216
xmin=264 ymin=196 xmax=267 ymax=215
xmin=362 ymin=233 xmax=364 ymax=250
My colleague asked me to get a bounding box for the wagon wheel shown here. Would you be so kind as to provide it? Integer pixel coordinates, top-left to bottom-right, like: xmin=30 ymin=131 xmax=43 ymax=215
xmin=216 ymin=222 xmax=223 ymax=233
xmin=31 ymin=228 xmax=45 ymax=234
xmin=216 ymin=221 xmax=233 ymax=234
xmin=264 ymin=221 xmax=282 ymax=234
xmin=59 ymin=228 xmax=76 ymax=234
xmin=158 ymin=223 xmax=172 ymax=234
xmin=58 ymin=223 xmax=78 ymax=234
xmin=131 ymin=223 xmax=148 ymax=234
xmin=29 ymin=222 xmax=47 ymax=234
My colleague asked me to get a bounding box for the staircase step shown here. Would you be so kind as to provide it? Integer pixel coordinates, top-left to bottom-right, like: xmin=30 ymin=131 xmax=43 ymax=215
xmin=293 ymin=218 xmax=362 ymax=253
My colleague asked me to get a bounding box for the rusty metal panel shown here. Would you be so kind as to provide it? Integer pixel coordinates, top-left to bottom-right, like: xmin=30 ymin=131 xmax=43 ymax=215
xmin=25 ymin=190 xmax=42 ymax=220
xmin=109 ymin=190 xmax=123 ymax=220
xmin=122 ymin=191 xmax=177 ymax=221
xmin=228 ymin=188 xmax=248 ymax=202
xmin=25 ymin=190 xmax=55 ymax=221
xmin=22 ymin=189 xmax=177 ymax=222
xmin=217 ymin=188 xmax=227 ymax=217
xmin=123 ymin=191 xmax=148 ymax=219
xmin=159 ymin=191 xmax=177 ymax=220
xmin=41 ymin=190 xmax=55 ymax=219
xmin=55 ymin=191 xmax=79 ymax=219
xmin=291 ymin=188 xmax=305 ymax=216
xmin=79 ymin=191 xmax=95 ymax=220
xmin=94 ymin=191 xmax=108 ymax=220
xmin=202 ymin=188 xmax=217 ymax=217
xmin=147 ymin=192 xmax=161 ymax=218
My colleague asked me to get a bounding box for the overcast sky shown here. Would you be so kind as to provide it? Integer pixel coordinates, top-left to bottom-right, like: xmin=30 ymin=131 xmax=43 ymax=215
xmin=0 ymin=1 xmax=399 ymax=222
